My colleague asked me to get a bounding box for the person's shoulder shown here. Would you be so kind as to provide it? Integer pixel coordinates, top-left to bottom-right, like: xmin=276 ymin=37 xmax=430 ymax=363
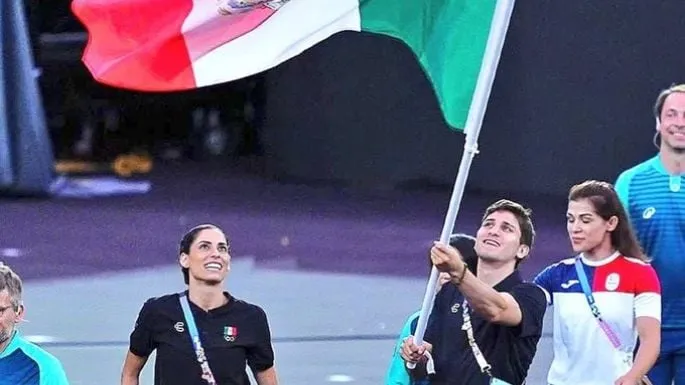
xmin=535 ymin=257 xmax=575 ymax=279
xmin=405 ymin=310 xmax=421 ymax=328
xmin=614 ymin=255 xmax=661 ymax=293
xmin=617 ymin=156 xmax=659 ymax=182
xmin=405 ymin=310 xmax=421 ymax=322
xmin=512 ymin=281 xmax=546 ymax=294
xmin=231 ymin=297 xmax=268 ymax=317
xmin=620 ymin=255 xmax=652 ymax=267
xmin=543 ymin=257 xmax=576 ymax=271
xmin=139 ymin=293 xmax=182 ymax=313
xmin=618 ymin=256 xmax=659 ymax=279
xmin=15 ymin=337 xmax=66 ymax=372
xmin=144 ymin=292 xmax=181 ymax=306
xmin=510 ymin=281 xmax=548 ymax=305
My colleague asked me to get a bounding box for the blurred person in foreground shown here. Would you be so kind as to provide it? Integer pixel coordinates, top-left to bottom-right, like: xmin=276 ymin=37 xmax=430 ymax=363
xmin=0 ymin=262 xmax=70 ymax=384
xmin=400 ymin=199 xmax=547 ymax=385
xmin=121 ymin=224 xmax=278 ymax=385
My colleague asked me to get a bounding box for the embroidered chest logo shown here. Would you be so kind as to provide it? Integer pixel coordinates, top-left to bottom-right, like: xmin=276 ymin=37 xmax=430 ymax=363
xmin=605 ymin=273 xmax=620 ymax=291
xmin=670 ymin=175 xmax=681 ymax=192
xmin=450 ymin=303 xmax=461 ymax=313
xmin=223 ymin=326 xmax=238 ymax=342
xmin=642 ymin=207 xmax=656 ymax=219
xmin=174 ymin=322 xmax=185 ymax=332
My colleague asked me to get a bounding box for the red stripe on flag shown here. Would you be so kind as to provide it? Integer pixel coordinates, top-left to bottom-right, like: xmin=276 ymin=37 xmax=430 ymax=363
xmin=72 ymin=0 xmax=196 ymax=91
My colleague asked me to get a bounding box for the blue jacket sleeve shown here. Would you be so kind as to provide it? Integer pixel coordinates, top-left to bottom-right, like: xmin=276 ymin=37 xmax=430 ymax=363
xmin=533 ymin=264 xmax=557 ymax=306
xmin=384 ymin=311 xmax=420 ymax=385
xmin=40 ymin=355 xmax=70 ymax=385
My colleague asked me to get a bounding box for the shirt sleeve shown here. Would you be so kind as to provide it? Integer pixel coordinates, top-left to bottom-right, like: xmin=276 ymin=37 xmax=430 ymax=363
xmin=129 ymin=299 xmax=157 ymax=357
xmin=633 ymin=264 xmax=662 ymax=321
xmin=40 ymin=356 xmax=70 ymax=385
xmin=532 ymin=264 xmax=556 ymax=306
xmin=246 ymin=306 xmax=275 ymax=373
xmin=384 ymin=312 xmax=419 ymax=385
xmin=509 ymin=283 xmax=547 ymax=338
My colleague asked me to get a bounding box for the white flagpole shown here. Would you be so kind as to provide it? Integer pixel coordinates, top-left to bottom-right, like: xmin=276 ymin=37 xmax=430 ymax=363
xmin=410 ymin=0 xmax=517 ymax=355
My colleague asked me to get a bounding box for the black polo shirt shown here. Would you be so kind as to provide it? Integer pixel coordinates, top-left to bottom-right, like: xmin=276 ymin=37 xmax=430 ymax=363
xmin=129 ymin=291 xmax=274 ymax=385
xmin=424 ymin=269 xmax=546 ymax=385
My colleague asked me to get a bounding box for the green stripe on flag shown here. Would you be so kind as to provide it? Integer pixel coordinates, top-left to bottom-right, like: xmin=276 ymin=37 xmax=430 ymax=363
xmin=360 ymin=0 xmax=497 ymax=131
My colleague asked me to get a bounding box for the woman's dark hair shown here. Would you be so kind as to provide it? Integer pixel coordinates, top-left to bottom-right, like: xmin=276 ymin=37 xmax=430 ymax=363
xmin=568 ymin=180 xmax=648 ymax=261
xmin=450 ymin=233 xmax=477 ymax=265
xmin=427 ymin=233 xmax=477 ymax=273
xmin=179 ymin=224 xmax=221 ymax=285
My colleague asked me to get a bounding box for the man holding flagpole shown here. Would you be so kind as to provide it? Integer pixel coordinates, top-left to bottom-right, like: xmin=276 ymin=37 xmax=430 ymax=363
xmin=400 ymin=199 xmax=547 ymax=385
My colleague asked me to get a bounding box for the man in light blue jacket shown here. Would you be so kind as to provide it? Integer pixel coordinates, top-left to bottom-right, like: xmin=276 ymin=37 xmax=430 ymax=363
xmin=0 ymin=262 xmax=70 ymax=384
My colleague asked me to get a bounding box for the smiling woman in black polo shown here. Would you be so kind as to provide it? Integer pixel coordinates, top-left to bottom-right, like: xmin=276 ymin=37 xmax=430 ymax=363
xmin=121 ymin=224 xmax=278 ymax=385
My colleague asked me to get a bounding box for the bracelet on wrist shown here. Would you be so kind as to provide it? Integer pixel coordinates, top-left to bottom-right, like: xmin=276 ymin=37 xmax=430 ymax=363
xmin=450 ymin=263 xmax=468 ymax=285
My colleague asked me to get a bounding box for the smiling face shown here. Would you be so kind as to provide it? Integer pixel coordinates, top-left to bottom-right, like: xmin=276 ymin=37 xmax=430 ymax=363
xmin=179 ymin=228 xmax=231 ymax=285
xmin=474 ymin=210 xmax=529 ymax=266
xmin=0 ymin=264 xmax=24 ymax=353
xmin=0 ymin=290 xmax=21 ymax=351
xmin=658 ymin=91 xmax=685 ymax=152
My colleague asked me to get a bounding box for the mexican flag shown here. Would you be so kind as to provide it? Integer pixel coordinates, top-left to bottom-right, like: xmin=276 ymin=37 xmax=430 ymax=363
xmin=72 ymin=0 xmax=498 ymax=129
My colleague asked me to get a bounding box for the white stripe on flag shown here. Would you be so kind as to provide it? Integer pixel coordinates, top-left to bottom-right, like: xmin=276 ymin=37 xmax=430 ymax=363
xmin=189 ymin=0 xmax=361 ymax=87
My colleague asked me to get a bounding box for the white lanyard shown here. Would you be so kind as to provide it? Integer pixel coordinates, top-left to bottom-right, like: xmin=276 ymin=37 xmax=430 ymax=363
xmin=461 ymin=299 xmax=493 ymax=376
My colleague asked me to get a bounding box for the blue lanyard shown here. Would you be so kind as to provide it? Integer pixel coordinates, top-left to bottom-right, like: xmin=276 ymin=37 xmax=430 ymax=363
xmin=573 ymin=258 xmax=622 ymax=349
xmin=179 ymin=294 xmax=202 ymax=348
xmin=179 ymin=293 xmax=217 ymax=384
